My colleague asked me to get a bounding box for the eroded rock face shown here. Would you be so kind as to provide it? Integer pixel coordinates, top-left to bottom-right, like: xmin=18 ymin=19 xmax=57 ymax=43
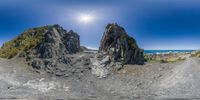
xmin=91 ymin=23 xmax=144 ymax=78
xmin=99 ymin=23 xmax=144 ymax=64
xmin=19 ymin=24 xmax=81 ymax=74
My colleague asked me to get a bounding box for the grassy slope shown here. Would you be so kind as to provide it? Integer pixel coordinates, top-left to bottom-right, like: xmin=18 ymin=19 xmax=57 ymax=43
xmin=194 ymin=51 xmax=200 ymax=57
xmin=0 ymin=26 xmax=49 ymax=59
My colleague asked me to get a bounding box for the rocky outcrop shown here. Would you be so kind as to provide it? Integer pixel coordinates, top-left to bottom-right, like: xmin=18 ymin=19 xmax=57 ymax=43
xmin=25 ymin=25 xmax=81 ymax=74
xmin=91 ymin=23 xmax=144 ymax=78
xmin=26 ymin=25 xmax=80 ymax=72
xmin=0 ymin=24 xmax=81 ymax=74
xmin=0 ymin=23 xmax=145 ymax=78
xmin=99 ymin=23 xmax=144 ymax=64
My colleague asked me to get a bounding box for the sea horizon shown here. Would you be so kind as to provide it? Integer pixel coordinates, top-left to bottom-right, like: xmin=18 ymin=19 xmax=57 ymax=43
xmin=144 ymin=50 xmax=196 ymax=54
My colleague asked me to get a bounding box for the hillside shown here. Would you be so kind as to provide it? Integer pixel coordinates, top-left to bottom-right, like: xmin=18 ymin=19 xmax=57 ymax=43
xmin=0 ymin=26 xmax=49 ymax=59
xmin=0 ymin=25 xmax=82 ymax=75
xmin=0 ymin=25 xmax=80 ymax=59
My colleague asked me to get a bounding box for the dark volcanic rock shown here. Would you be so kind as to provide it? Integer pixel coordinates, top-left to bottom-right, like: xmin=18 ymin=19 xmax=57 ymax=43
xmin=36 ymin=25 xmax=80 ymax=58
xmin=99 ymin=23 xmax=144 ymax=65
xmin=26 ymin=25 xmax=80 ymax=73
xmin=0 ymin=24 xmax=81 ymax=74
xmin=91 ymin=23 xmax=144 ymax=78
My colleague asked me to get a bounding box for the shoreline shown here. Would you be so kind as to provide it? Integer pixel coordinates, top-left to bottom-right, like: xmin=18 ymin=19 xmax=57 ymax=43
xmin=144 ymin=50 xmax=195 ymax=55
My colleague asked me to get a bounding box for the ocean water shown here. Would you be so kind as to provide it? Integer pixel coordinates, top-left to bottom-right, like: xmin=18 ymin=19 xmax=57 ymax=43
xmin=85 ymin=49 xmax=195 ymax=54
xmin=144 ymin=50 xmax=194 ymax=54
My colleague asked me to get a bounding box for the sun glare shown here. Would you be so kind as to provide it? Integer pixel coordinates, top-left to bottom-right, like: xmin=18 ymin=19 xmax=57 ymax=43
xmin=79 ymin=14 xmax=94 ymax=23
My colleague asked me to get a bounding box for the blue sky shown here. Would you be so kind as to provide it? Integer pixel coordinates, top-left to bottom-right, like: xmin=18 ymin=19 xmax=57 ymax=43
xmin=0 ymin=0 xmax=200 ymax=50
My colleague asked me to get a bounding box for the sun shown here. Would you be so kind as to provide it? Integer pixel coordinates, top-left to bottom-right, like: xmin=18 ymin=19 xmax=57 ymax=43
xmin=79 ymin=14 xmax=94 ymax=24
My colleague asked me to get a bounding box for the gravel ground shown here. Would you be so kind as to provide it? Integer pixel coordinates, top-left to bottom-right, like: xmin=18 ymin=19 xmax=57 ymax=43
xmin=0 ymin=56 xmax=200 ymax=100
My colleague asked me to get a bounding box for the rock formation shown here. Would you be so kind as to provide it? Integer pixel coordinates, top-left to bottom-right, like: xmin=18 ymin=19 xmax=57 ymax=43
xmin=0 ymin=24 xmax=82 ymax=74
xmin=99 ymin=23 xmax=144 ymax=64
xmin=91 ymin=23 xmax=144 ymax=78
xmin=0 ymin=23 xmax=145 ymax=78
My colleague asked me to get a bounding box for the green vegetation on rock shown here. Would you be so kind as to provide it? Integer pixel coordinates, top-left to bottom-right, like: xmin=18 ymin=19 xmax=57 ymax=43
xmin=128 ymin=37 xmax=138 ymax=49
xmin=144 ymin=54 xmax=187 ymax=63
xmin=191 ymin=51 xmax=200 ymax=57
xmin=0 ymin=26 xmax=49 ymax=59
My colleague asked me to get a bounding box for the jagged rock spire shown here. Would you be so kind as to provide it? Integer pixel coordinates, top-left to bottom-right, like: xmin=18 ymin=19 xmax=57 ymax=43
xmin=99 ymin=23 xmax=144 ymax=64
xmin=91 ymin=23 xmax=144 ymax=78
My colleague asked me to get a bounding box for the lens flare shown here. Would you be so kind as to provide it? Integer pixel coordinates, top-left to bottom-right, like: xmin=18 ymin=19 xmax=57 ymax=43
xmin=79 ymin=14 xmax=94 ymax=23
